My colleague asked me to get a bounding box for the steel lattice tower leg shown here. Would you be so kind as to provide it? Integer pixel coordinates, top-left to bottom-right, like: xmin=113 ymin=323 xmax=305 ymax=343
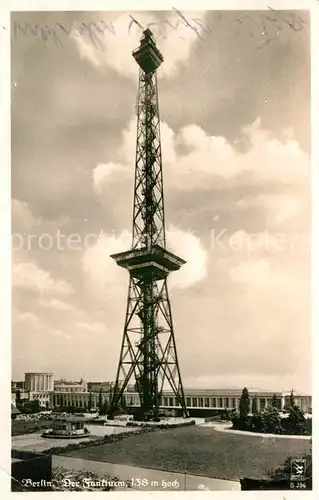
xmin=109 ymin=29 xmax=188 ymax=421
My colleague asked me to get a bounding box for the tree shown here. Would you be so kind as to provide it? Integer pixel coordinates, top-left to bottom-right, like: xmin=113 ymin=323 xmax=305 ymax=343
xmin=99 ymin=400 xmax=109 ymax=415
xmin=239 ymin=387 xmax=250 ymax=418
xmin=120 ymin=394 xmax=127 ymax=413
xmin=98 ymin=388 xmax=103 ymax=412
xmin=289 ymin=390 xmax=295 ymax=406
xmin=252 ymin=395 xmax=258 ymax=414
xmin=251 ymin=411 xmax=266 ymax=433
xmin=284 ymin=389 xmax=295 ymax=412
xmin=18 ymin=399 xmax=40 ymax=414
xmin=88 ymin=391 xmax=92 ymax=411
xmin=236 ymin=387 xmax=250 ymax=430
xmin=271 ymin=394 xmax=278 ymax=409
xmin=263 ymin=405 xmax=282 ymax=434
xmin=284 ymin=404 xmax=307 ymax=435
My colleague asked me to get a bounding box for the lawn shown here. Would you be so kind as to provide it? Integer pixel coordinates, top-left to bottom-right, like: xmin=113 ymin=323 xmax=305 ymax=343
xmin=61 ymin=426 xmax=311 ymax=481
xmin=11 ymin=419 xmax=53 ymax=436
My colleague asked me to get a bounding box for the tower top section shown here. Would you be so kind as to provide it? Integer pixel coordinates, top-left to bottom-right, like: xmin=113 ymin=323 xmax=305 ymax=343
xmin=132 ymin=28 xmax=164 ymax=74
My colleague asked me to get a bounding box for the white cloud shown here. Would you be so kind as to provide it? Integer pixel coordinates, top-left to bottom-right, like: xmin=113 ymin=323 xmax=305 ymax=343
xmin=94 ymin=116 xmax=308 ymax=196
xmin=76 ymin=321 xmax=108 ymax=334
xmin=12 ymin=262 xmax=74 ymax=296
xmin=93 ymin=162 xmax=127 ymax=193
xmin=72 ymin=11 xmax=207 ymax=79
xmin=93 ymin=117 xmax=177 ymax=194
xmin=12 ymin=199 xmax=42 ymax=229
xmin=82 ymin=227 xmax=208 ymax=292
xmin=177 ymin=123 xmax=211 ymax=151
xmin=14 ymin=311 xmax=42 ymax=330
xmin=38 ymin=298 xmax=74 ymax=312
xmin=93 ymin=117 xmax=176 ymax=196
xmin=81 ymin=230 xmax=131 ymax=295
xmin=169 ymin=117 xmax=308 ymax=189
xmin=229 ymin=258 xmax=285 ymax=288
xmin=74 ymin=34 xmax=101 ymax=67
xmin=226 ymin=230 xmax=289 ymax=254
xmin=89 ymin=116 xmax=308 ymax=297
xmin=167 ymin=226 xmax=208 ymax=289
xmin=51 ymin=329 xmax=71 ymax=340
xmin=275 ymin=197 xmax=303 ymax=223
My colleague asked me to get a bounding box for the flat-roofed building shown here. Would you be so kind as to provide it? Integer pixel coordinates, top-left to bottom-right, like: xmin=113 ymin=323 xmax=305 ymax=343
xmin=11 ymin=381 xmax=25 ymax=390
xmin=87 ymin=381 xmax=113 ymax=393
xmin=25 ymin=373 xmax=54 ymax=392
xmin=51 ymin=390 xmax=109 ymax=409
xmin=54 ymin=378 xmax=87 ymax=393
xmin=123 ymin=388 xmax=312 ymax=417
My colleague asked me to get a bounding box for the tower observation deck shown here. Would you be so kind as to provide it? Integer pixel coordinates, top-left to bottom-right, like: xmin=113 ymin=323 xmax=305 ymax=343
xmin=109 ymin=29 xmax=188 ymax=421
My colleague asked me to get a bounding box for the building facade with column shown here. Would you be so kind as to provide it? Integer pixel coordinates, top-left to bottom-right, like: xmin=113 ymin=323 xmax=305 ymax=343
xmin=19 ymin=374 xmax=312 ymax=415
xmin=51 ymin=391 xmax=108 ymax=409
xmin=25 ymin=373 xmax=54 ymax=392
xmin=54 ymin=378 xmax=87 ymax=393
xmin=24 ymin=373 xmax=54 ymax=408
xmin=87 ymin=381 xmax=113 ymax=393
xmin=123 ymin=388 xmax=312 ymax=416
xmin=49 ymin=388 xmax=311 ymax=415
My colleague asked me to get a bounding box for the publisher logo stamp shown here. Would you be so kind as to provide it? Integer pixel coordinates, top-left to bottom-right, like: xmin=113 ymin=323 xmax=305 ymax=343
xmin=290 ymin=458 xmax=307 ymax=489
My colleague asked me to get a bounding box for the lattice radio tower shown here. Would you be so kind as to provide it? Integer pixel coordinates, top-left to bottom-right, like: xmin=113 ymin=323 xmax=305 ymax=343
xmin=109 ymin=29 xmax=188 ymax=421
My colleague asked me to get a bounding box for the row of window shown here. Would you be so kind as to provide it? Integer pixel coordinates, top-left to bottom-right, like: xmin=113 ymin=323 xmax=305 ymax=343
xmin=125 ymin=395 xmax=239 ymax=408
xmin=54 ymin=388 xmax=86 ymax=393
xmin=124 ymin=396 xmax=286 ymax=409
xmin=51 ymin=393 xmax=310 ymax=409
xmin=53 ymin=397 xmax=100 ymax=406
xmin=182 ymin=397 xmax=237 ymax=408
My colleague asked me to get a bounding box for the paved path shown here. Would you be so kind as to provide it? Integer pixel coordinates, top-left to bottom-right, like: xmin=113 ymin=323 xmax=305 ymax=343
xmin=12 ymin=432 xmax=100 ymax=453
xmin=200 ymin=422 xmax=311 ymax=440
xmin=53 ymin=455 xmax=240 ymax=491
xmin=12 ymin=426 xmax=139 ymax=453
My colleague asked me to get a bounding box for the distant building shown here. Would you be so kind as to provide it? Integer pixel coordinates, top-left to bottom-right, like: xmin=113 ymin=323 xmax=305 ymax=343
xmin=11 ymin=391 xmax=16 ymax=407
xmin=17 ymin=372 xmax=312 ymax=416
xmin=87 ymin=381 xmax=113 ymax=393
xmin=51 ymin=391 xmax=108 ymax=409
xmin=11 ymin=388 xmax=30 ymax=407
xmin=123 ymin=388 xmax=312 ymax=417
xmin=11 ymin=381 xmax=25 ymax=390
xmin=54 ymin=378 xmax=87 ymax=393
xmin=29 ymin=391 xmax=51 ymax=408
xmin=23 ymin=373 xmax=54 ymax=408
xmin=87 ymin=381 xmax=127 ymax=393
xmin=25 ymin=373 xmax=54 ymax=392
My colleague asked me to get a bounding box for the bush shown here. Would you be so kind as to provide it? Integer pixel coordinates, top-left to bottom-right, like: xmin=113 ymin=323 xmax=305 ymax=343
xmin=283 ymin=405 xmax=307 ymax=435
xmin=232 ymin=407 xmax=311 ymax=436
xmin=250 ymin=412 xmax=266 ymax=433
xmin=263 ymin=407 xmax=282 ymax=434
xmin=52 ymin=406 xmax=87 ymax=414
xmin=220 ymin=410 xmax=235 ymax=420
xmin=305 ymin=418 xmax=312 ymax=435
xmin=16 ymin=400 xmax=41 ymax=414
xmin=231 ymin=413 xmax=249 ymax=431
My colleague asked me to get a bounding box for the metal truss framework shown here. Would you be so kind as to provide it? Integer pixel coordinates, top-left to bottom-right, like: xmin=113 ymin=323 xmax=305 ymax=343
xmin=109 ymin=31 xmax=188 ymax=421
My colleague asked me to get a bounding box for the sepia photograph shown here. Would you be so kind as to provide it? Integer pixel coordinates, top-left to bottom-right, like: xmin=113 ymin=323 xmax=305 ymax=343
xmin=9 ymin=5 xmax=312 ymax=492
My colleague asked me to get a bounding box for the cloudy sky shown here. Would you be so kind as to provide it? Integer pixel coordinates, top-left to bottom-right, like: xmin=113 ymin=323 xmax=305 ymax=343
xmin=11 ymin=10 xmax=310 ymax=392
